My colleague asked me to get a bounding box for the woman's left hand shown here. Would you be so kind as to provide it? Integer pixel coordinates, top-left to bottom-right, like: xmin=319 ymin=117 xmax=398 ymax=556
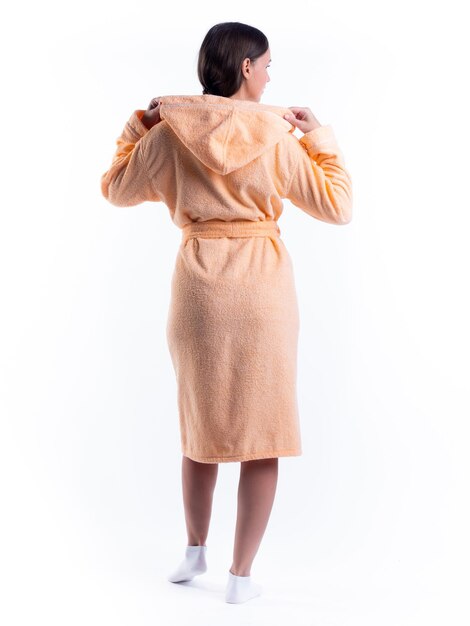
xmin=141 ymin=97 xmax=162 ymax=130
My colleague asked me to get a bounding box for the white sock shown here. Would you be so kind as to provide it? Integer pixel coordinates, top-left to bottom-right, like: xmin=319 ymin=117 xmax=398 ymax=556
xmin=225 ymin=570 xmax=263 ymax=604
xmin=167 ymin=545 xmax=208 ymax=583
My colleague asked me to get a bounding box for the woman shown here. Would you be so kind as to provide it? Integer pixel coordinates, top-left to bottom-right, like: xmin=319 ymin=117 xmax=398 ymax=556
xmin=101 ymin=21 xmax=352 ymax=604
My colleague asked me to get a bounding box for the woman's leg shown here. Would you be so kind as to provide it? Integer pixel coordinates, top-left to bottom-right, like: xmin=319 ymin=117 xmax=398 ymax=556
xmin=230 ymin=457 xmax=279 ymax=576
xmin=182 ymin=455 xmax=219 ymax=546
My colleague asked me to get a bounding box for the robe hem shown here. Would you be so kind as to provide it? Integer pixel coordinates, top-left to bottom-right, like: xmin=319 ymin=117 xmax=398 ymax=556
xmin=181 ymin=448 xmax=302 ymax=464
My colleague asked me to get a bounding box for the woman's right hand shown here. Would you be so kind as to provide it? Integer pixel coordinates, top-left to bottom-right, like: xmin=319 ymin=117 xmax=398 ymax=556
xmin=141 ymin=97 xmax=163 ymax=130
xmin=284 ymin=106 xmax=322 ymax=133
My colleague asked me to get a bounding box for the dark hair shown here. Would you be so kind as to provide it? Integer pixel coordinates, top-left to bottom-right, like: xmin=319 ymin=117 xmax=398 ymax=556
xmin=197 ymin=22 xmax=269 ymax=97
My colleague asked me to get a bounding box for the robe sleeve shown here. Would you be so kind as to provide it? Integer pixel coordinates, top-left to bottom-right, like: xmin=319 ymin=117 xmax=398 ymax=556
xmin=285 ymin=125 xmax=353 ymax=225
xmin=100 ymin=110 xmax=162 ymax=207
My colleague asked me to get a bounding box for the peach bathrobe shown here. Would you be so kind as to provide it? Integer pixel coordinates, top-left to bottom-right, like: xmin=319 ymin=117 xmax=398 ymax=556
xmin=101 ymin=94 xmax=353 ymax=464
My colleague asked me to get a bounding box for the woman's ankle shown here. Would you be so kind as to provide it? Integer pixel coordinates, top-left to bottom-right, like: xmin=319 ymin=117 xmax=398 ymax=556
xmin=230 ymin=566 xmax=251 ymax=576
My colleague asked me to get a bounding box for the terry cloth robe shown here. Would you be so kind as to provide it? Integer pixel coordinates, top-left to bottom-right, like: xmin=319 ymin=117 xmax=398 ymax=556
xmin=100 ymin=94 xmax=353 ymax=464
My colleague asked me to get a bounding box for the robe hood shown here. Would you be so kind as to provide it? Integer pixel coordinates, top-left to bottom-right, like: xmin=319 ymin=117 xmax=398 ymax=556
xmin=157 ymin=94 xmax=296 ymax=175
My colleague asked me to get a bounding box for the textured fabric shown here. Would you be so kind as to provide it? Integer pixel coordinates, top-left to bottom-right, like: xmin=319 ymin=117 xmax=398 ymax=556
xmin=100 ymin=94 xmax=353 ymax=463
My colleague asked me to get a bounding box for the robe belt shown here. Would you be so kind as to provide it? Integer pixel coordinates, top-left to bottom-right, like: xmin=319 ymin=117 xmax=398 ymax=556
xmin=181 ymin=219 xmax=281 ymax=243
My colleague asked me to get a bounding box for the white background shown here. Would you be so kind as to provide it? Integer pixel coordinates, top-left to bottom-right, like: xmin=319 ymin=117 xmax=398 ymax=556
xmin=1 ymin=1 xmax=469 ymax=624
